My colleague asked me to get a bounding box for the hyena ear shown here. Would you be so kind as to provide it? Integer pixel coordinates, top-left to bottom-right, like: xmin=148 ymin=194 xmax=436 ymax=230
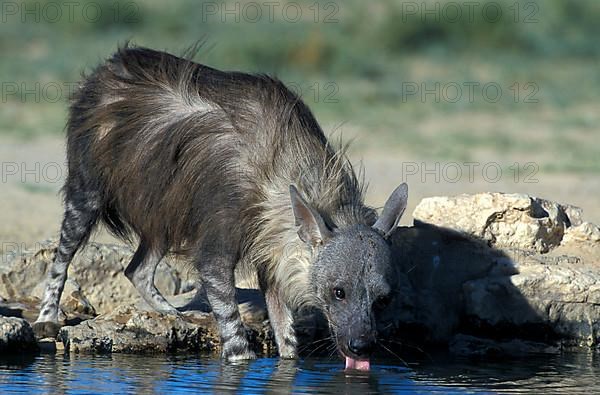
xmin=373 ymin=183 xmax=408 ymax=237
xmin=290 ymin=185 xmax=332 ymax=247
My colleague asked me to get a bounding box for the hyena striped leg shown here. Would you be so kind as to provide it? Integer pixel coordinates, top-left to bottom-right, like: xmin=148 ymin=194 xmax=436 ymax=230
xmin=200 ymin=256 xmax=255 ymax=361
xmin=124 ymin=241 xmax=179 ymax=314
xmin=33 ymin=194 xmax=99 ymax=337
xmin=264 ymin=289 xmax=298 ymax=359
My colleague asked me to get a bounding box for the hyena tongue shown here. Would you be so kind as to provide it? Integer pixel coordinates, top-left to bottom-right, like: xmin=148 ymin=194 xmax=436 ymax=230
xmin=345 ymin=357 xmax=371 ymax=371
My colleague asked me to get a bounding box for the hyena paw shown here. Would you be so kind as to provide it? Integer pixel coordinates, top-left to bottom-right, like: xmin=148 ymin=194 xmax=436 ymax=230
xmin=275 ymin=335 xmax=298 ymax=359
xmin=278 ymin=348 xmax=298 ymax=359
xmin=32 ymin=321 xmax=62 ymax=340
xmin=226 ymin=349 xmax=257 ymax=362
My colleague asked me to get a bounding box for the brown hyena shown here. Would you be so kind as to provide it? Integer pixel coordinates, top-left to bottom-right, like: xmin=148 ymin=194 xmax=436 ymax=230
xmin=34 ymin=45 xmax=408 ymax=369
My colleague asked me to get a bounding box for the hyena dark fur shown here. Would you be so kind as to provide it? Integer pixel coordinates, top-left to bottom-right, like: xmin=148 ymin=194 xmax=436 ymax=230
xmin=34 ymin=45 xmax=408 ymax=361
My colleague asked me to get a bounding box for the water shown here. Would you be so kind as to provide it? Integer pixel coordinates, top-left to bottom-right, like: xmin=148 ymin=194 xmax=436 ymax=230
xmin=1 ymin=352 xmax=599 ymax=394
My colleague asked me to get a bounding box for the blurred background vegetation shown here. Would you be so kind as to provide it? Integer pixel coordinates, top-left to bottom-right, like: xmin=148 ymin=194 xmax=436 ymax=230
xmin=0 ymin=0 xmax=598 ymax=172
xmin=2 ymin=0 xmax=600 ymax=252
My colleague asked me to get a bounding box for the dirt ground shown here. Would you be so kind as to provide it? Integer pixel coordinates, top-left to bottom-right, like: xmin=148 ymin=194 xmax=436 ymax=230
xmin=2 ymin=136 xmax=599 ymax=256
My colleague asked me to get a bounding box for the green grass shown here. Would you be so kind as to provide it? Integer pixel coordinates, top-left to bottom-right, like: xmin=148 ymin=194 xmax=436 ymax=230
xmin=19 ymin=182 xmax=56 ymax=195
xmin=1 ymin=0 xmax=599 ymax=172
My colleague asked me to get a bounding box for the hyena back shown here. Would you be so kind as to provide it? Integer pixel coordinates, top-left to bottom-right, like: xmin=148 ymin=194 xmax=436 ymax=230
xmin=34 ymin=45 xmax=408 ymax=365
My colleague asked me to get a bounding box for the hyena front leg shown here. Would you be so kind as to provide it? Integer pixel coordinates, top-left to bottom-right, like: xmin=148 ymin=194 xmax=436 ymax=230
xmin=199 ymin=253 xmax=256 ymax=361
xmin=264 ymin=289 xmax=297 ymax=358
xmin=33 ymin=191 xmax=99 ymax=338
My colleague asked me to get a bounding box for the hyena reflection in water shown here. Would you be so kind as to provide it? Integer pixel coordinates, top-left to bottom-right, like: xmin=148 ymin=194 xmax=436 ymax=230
xmin=34 ymin=45 xmax=408 ymax=369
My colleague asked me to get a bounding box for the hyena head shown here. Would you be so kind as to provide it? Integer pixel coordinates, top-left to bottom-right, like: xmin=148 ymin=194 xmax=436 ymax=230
xmin=290 ymin=183 xmax=408 ymax=366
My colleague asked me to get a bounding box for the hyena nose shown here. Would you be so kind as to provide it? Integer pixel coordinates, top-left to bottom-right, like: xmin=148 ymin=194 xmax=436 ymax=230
xmin=347 ymin=338 xmax=374 ymax=357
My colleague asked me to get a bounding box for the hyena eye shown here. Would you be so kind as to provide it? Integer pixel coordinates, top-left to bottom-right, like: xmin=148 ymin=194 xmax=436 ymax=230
xmin=333 ymin=287 xmax=345 ymax=300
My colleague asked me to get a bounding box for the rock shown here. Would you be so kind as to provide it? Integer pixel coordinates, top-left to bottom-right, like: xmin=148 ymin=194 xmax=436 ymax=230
xmin=0 ymin=317 xmax=37 ymax=351
xmin=413 ymin=193 xmax=570 ymax=253
xmin=561 ymin=204 xmax=584 ymax=227
xmin=393 ymin=223 xmax=600 ymax=347
xmin=59 ymin=305 xmax=217 ymax=354
xmin=0 ymin=297 xmax=40 ymax=322
xmin=0 ymin=241 xmax=192 ymax=317
xmin=562 ymin=222 xmax=600 ymax=246
xmin=462 ymin=251 xmax=600 ymax=348
xmin=389 ymin=192 xmax=600 ymax=352
xmin=59 ymin=304 xmax=275 ymax=355
xmin=60 ymin=284 xmax=96 ymax=317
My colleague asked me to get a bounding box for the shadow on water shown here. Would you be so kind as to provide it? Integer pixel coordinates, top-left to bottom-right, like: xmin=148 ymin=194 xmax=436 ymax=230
xmin=414 ymin=351 xmax=600 ymax=393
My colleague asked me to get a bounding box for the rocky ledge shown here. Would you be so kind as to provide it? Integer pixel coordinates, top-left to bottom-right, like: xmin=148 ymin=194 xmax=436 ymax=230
xmin=1 ymin=192 xmax=599 ymax=357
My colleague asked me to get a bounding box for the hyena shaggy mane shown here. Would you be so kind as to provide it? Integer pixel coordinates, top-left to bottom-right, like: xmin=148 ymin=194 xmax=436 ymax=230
xmin=33 ymin=45 xmax=408 ymax=369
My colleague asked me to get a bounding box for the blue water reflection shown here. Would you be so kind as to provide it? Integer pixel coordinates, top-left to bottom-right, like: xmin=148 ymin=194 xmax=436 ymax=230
xmin=0 ymin=352 xmax=598 ymax=394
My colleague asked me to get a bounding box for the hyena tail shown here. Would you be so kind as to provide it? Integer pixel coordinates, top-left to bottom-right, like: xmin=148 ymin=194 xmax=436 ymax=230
xmin=32 ymin=173 xmax=101 ymax=338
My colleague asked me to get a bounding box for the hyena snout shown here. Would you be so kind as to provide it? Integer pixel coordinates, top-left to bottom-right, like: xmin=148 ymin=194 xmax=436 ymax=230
xmin=347 ymin=335 xmax=376 ymax=358
xmin=342 ymin=316 xmax=377 ymax=359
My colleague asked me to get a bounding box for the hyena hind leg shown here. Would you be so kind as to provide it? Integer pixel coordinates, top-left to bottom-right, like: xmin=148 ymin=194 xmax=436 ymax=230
xmin=124 ymin=241 xmax=179 ymax=315
xmin=33 ymin=192 xmax=100 ymax=338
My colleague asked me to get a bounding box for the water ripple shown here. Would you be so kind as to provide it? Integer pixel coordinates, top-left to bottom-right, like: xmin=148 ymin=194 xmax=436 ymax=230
xmin=0 ymin=352 xmax=598 ymax=394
